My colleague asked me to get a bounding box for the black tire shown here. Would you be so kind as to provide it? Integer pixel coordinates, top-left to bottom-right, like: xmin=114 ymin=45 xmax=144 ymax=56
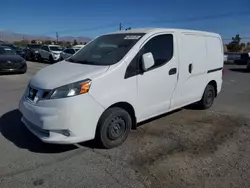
xmin=198 ymin=85 xmax=215 ymax=109
xmin=30 ymin=53 xmax=35 ymax=61
xmin=20 ymin=66 xmax=27 ymax=74
xmin=49 ymin=55 xmax=54 ymax=64
xmin=95 ymin=107 xmax=132 ymax=149
xmin=21 ymin=69 xmax=27 ymax=74
xmin=59 ymin=56 xmax=63 ymax=61
xmin=37 ymin=54 xmax=42 ymax=62
xmin=25 ymin=54 xmax=29 ymax=61
xmin=247 ymin=60 xmax=250 ymax=72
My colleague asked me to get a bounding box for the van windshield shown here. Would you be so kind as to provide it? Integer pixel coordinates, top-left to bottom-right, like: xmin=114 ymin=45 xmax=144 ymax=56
xmin=66 ymin=33 xmax=145 ymax=66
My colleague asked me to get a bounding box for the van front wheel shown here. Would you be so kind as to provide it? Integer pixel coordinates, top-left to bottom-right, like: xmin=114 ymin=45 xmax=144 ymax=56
xmin=96 ymin=107 xmax=132 ymax=149
xmin=198 ymin=85 xmax=215 ymax=109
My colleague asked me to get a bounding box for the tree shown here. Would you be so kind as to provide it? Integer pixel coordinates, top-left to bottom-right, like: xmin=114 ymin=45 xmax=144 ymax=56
xmin=73 ymin=39 xmax=78 ymax=45
xmin=66 ymin=41 xmax=72 ymax=48
xmin=227 ymin=34 xmax=242 ymax=52
xmin=240 ymin=43 xmax=246 ymax=50
xmin=43 ymin=40 xmax=51 ymax=45
xmin=244 ymin=42 xmax=250 ymax=51
xmin=13 ymin=40 xmax=29 ymax=46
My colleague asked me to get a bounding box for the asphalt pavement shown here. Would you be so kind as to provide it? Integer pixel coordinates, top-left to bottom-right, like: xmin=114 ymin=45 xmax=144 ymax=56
xmin=0 ymin=62 xmax=250 ymax=188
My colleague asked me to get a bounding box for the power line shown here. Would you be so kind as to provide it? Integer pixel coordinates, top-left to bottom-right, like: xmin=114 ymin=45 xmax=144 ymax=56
xmin=21 ymin=10 xmax=250 ymax=38
xmin=141 ymin=10 xmax=250 ymax=25
xmin=223 ymin=37 xmax=250 ymax=41
xmin=40 ymin=23 xmax=118 ymax=36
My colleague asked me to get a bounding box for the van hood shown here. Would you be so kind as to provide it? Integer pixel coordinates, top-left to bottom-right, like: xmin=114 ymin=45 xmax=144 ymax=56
xmin=30 ymin=61 xmax=109 ymax=89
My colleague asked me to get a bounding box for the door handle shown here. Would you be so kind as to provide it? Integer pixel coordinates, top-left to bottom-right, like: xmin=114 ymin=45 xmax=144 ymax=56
xmin=189 ymin=63 xmax=193 ymax=73
xmin=169 ymin=68 xmax=177 ymax=75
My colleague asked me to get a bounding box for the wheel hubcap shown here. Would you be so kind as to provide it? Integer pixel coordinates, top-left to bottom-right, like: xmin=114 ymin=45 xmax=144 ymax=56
xmin=107 ymin=117 xmax=126 ymax=140
xmin=206 ymin=90 xmax=214 ymax=106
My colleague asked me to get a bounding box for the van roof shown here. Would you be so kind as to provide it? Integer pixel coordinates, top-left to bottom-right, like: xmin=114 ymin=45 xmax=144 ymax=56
xmin=108 ymin=28 xmax=220 ymax=37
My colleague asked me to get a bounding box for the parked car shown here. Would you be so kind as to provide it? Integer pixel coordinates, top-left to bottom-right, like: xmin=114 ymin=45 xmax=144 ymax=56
xmin=38 ymin=45 xmax=63 ymax=63
xmin=72 ymin=44 xmax=85 ymax=49
xmin=224 ymin=53 xmax=228 ymax=62
xmin=19 ymin=28 xmax=223 ymax=148
xmin=59 ymin=47 xmax=83 ymax=60
xmin=246 ymin=52 xmax=250 ymax=71
xmin=0 ymin=44 xmax=25 ymax=58
xmin=238 ymin=52 xmax=250 ymax=65
xmin=0 ymin=46 xmax=27 ymax=74
xmin=25 ymin=44 xmax=42 ymax=61
xmin=224 ymin=52 xmax=241 ymax=61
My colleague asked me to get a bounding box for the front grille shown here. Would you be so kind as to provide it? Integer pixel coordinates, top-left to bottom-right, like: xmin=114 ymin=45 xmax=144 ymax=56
xmin=0 ymin=61 xmax=21 ymax=69
xmin=26 ymin=86 xmax=51 ymax=102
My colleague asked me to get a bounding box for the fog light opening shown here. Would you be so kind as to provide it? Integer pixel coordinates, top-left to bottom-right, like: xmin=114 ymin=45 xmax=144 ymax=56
xmin=61 ymin=130 xmax=70 ymax=137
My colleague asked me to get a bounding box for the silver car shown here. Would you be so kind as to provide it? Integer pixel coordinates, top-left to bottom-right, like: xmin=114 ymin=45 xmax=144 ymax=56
xmin=60 ymin=46 xmax=85 ymax=60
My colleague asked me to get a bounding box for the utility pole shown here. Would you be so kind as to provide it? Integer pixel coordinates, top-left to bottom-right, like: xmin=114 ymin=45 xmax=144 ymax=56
xmin=56 ymin=32 xmax=59 ymax=44
xmin=119 ymin=23 xmax=122 ymax=30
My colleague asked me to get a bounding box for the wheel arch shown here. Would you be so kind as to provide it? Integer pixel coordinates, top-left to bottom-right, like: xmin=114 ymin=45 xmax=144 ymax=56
xmin=105 ymin=102 xmax=137 ymax=130
xmin=207 ymin=80 xmax=217 ymax=97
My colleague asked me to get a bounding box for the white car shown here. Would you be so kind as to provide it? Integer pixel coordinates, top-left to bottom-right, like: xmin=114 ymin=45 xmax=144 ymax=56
xmin=19 ymin=28 xmax=223 ymax=148
xmin=224 ymin=54 xmax=228 ymax=62
xmin=72 ymin=44 xmax=85 ymax=49
xmin=39 ymin=45 xmax=63 ymax=63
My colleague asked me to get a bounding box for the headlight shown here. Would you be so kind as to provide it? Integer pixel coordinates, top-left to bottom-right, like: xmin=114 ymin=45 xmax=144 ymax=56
xmin=49 ymin=79 xmax=91 ymax=99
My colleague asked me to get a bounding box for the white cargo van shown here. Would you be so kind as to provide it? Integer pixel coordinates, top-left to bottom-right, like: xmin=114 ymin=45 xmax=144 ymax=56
xmin=19 ymin=28 xmax=224 ymax=148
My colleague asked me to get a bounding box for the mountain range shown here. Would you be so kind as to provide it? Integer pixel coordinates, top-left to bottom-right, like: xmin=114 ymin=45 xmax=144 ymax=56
xmin=0 ymin=30 xmax=91 ymax=43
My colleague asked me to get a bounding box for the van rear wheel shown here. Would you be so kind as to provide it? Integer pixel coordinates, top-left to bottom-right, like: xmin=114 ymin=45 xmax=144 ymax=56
xmin=96 ymin=107 xmax=132 ymax=149
xmin=198 ymin=85 xmax=215 ymax=109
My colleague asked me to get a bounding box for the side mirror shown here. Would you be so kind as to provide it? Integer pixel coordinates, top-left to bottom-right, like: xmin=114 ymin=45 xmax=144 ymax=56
xmin=141 ymin=52 xmax=155 ymax=71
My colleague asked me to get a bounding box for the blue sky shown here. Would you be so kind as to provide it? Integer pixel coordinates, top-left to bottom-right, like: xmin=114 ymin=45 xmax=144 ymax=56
xmin=0 ymin=0 xmax=250 ymax=41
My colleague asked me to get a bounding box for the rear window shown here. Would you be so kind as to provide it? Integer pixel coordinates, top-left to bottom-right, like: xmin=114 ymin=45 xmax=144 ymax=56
xmin=49 ymin=46 xmax=63 ymax=51
xmin=0 ymin=47 xmax=16 ymax=55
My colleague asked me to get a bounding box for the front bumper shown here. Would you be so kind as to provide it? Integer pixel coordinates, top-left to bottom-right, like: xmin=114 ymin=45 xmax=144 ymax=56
xmin=52 ymin=54 xmax=60 ymax=61
xmin=19 ymin=94 xmax=104 ymax=144
xmin=0 ymin=63 xmax=27 ymax=73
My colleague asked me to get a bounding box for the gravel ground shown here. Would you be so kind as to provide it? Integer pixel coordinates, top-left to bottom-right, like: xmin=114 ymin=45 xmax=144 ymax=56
xmin=0 ymin=62 xmax=250 ymax=188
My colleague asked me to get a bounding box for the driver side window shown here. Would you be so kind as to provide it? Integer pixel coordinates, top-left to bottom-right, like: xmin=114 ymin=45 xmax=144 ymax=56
xmin=142 ymin=34 xmax=173 ymax=70
xmin=125 ymin=34 xmax=174 ymax=79
xmin=42 ymin=46 xmax=49 ymax=51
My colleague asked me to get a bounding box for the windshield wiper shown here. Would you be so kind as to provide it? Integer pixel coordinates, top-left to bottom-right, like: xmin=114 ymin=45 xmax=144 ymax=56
xmin=66 ymin=58 xmax=77 ymax=63
xmin=66 ymin=59 xmax=102 ymax=65
xmin=77 ymin=60 xmax=96 ymax=65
